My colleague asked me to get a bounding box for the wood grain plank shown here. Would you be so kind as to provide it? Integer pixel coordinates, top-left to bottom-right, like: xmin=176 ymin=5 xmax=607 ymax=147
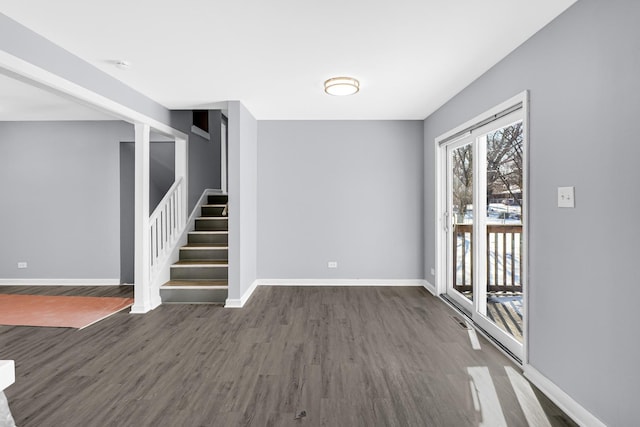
xmin=0 ymin=285 xmax=576 ymax=427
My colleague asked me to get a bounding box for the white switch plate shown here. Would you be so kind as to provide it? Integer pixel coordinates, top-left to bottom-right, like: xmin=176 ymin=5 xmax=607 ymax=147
xmin=17 ymin=262 xmax=27 ymax=269
xmin=558 ymin=186 xmax=575 ymax=208
xmin=328 ymin=261 xmax=338 ymax=269
xmin=430 ymin=268 xmax=435 ymax=276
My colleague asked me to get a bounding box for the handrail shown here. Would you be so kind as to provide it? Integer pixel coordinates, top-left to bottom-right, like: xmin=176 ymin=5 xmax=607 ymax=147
xmin=150 ymin=177 xmax=183 ymax=221
xmin=149 ymin=178 xmax=186 ymax=278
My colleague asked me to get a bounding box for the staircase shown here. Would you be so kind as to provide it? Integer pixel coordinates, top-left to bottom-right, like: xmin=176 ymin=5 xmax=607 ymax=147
xmin=160 ymin=194 xmax=228 ymax=304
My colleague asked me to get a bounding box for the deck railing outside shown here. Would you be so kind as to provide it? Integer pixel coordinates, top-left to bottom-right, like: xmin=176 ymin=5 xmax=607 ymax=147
xmin=453 ymin=223 xmax=522 ymax=293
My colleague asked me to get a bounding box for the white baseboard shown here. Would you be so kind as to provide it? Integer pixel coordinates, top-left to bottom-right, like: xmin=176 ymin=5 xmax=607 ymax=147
xmin=258 ymin=279 xmax=428 ymax=287
xmin=129 ymin=303 xmax=153 ymax=314
xmin=423 ymin=280 xmax=436 ymax=295
xmin=523 ymin=365 xmax=606 ymax=427
xmin=0 ymin=279 xmax=121 ymax=286
xmin=150 ymin=295 xmax=162 ymax=311
xmin=223 ymin=279 xmax=427 ymax=309
xmin=225 ymin=280 xmax=259 ymax=308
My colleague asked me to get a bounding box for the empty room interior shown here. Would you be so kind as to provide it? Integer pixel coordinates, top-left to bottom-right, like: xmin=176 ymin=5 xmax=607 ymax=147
xmin=0 ymin=0 xmax=638 ymax=426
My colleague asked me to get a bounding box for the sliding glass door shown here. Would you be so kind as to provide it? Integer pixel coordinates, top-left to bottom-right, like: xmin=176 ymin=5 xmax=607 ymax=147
xmin=443 ymin=107 xmax=525 ymax=359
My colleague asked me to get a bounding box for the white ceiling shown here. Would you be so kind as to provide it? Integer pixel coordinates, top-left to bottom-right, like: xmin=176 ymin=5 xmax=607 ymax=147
xmin=0 ymin=0 xmax=577 ymax=120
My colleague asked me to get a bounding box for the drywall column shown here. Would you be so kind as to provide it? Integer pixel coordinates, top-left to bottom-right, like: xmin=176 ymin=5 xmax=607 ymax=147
xmin=226 ymin=101 xmax=258 ymax=307
xmin=132 ymin=123 xmax=152 ymax=313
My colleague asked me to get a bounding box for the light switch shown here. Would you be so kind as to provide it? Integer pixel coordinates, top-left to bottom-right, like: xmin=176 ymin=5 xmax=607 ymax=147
xmin=558 ymin=186 xmax=575 ymax=208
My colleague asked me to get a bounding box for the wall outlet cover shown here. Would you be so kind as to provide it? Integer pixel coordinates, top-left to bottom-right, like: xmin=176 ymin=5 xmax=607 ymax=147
xmin=328 ymin=261 xmax=338 ymax=268
xmin=17 ymin=262 xmax=28 ymax=269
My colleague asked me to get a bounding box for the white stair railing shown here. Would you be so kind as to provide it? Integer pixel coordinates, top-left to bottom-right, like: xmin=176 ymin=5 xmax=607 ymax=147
xmin=149 ymin=177 xmax=186 ymax=279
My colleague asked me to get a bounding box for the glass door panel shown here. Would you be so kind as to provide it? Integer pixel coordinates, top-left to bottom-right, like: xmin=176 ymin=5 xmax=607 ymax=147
xmin=446 ymin=140 xmax=474 ymax=308
xmin=475 ymin=120 xmax=525 ymax=354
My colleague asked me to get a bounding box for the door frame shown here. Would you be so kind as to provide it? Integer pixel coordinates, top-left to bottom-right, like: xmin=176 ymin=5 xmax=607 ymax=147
xmin=434 ymin=90 xmax=530 ymax=363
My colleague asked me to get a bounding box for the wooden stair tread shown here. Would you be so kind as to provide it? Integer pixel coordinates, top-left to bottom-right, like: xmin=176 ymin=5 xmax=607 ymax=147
xmin=197 ymin=217 xmax=228 ymax=220
xmin=162 ymin=280 xmax=228 ymax=288
xmin=173 ymin=260 xmax=228 ymax=266
xmin=202 ymin=204 xmax=227 ymax=208
xmin=188 ymin=230 xmax=228 ymax=234
xmin=181 ymin=244 xmax=228 ymax=249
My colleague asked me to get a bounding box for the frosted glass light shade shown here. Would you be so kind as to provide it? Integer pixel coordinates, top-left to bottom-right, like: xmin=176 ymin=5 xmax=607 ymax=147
xmin=324 ymin=77 xmax=360 ymax=96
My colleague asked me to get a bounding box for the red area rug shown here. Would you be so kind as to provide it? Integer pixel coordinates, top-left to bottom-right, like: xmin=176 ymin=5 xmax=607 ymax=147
xmin=0 ymin=294 xmax=133 ymax=329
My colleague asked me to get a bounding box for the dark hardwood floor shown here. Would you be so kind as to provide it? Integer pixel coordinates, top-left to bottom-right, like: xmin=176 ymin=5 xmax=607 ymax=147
xmin=0 ymin=286 xmax=575 ymax=426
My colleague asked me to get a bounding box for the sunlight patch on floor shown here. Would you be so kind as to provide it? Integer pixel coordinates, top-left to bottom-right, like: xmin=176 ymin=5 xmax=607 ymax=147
xmin=505 ymin=366 xmax=552 ymax=427
xmin=466 ymin=321 xmax=482 ymax=350
xmin=467 ymin=366 xmax=507 ymax=427
xmin=0 ymin=391 xmax=16 ymax=427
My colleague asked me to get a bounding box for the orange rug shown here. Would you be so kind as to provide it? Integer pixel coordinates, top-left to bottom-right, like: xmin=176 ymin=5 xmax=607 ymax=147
xmin=0 ymin=294 xmax=134 ymax=329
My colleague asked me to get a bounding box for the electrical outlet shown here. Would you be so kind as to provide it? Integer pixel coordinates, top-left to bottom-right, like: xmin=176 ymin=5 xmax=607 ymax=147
xmin=328 ymin=261 xmax=338 ymax=269
xmin=430 ymin=268 xmax=435 ymax=276
xmin=17 ymin=262 xmax=28 ymax=269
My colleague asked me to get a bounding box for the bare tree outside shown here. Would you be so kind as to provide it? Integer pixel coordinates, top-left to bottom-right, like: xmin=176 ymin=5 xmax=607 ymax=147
xmin=450 ymin=121 xmax=524 ymax=224
xmin=486 ymin=121 xmax=523 ymax=212
xmin=451 ymin=144 xmax=473 ymax=224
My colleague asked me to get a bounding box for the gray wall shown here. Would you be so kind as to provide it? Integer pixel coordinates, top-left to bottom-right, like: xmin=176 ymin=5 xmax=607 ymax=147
xmin=147 ymin=143 xmax=176 ymax=211
xmin=258 ymin=120 xmax=424 ymax=279
xmin=170 ymin=110 xmax=221 ymax=212
xmin=423 ymin=0 xmax=639 ymax=425
xmin=0 ymin=13 xmax=172 ymax=127
xmin=119 ymin=141 xmax=175 ymax=284
xmin=227 ymin=101 xmax=258 ymax=300
xmin=0 ymin=121 xmax=133 ymax=280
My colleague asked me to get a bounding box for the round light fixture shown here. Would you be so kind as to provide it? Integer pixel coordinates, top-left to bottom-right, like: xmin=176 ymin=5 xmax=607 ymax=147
xmin=324 ymin=77 xmax=360 ymax=96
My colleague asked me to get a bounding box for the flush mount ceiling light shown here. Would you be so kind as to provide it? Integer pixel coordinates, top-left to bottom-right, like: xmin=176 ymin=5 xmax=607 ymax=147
xmin=324 ymin=77 xmax=360 ymax=96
